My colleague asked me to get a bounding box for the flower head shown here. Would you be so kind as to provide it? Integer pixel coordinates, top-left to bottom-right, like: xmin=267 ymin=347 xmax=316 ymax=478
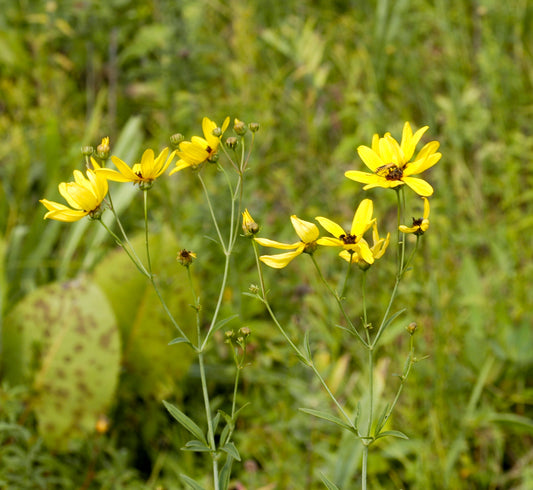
xmin=40 ymin=162 xmax=108 ymax=222
xmin=316 ymin=199 xmax=375 ymax=264
xmin=255 ymin=215 xmax=319 ymax=269
xmin=345 ymin=122 xmax=441 ymax=197
xmin=169 ymin=116 xmax=230 ymax=175
xmin=96 ymin=148 xmax=176 ymax=189
xmin=339 ymin=221 xmax=390 ymax=268
xmin=399 ymin=197 xmax=430 ymax=235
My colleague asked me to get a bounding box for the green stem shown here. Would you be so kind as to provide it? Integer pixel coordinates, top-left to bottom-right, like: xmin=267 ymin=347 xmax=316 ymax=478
xmin=143 ymin=190 xmax=153 ymax=275
xmin=98 ymin=219 xmax=148 ymax=277
xmin=198 ymin=351 xmax=219 ymax=489
xmin=252 ymin=242 xmax=355 ymax=430
xmin=198 ymin=172 xmax=227 ymax=253
xmin=362 ymin=445 xmax=368 ymax=490
xmin=378 ymin=333 xmax=416 ymax=433
xmin=310 ymin=255 xmax=368 ymax=348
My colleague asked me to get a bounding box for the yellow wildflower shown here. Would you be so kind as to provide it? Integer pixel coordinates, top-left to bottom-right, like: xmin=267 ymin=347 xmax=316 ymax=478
xmin=399 ymin=197 xmax=430 ymax=235
xmin=40 ymin=162 xmax=108 ymax=222
xmin=339 ymin=222 xmax=390 ymax=268
xmin=96 ymin=148 xmax=176 ymax=188
xmin=169 ymin=117 xmax=230 ymax=175
xmin=316 ymin=199 xmax=375 ymax=264
xmin=345 ymin=122 xmax=441 ymax=197
xmin=255 ymin=215 xmax=319 ymax=269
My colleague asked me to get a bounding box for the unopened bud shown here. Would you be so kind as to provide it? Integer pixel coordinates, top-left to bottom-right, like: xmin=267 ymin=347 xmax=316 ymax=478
xmin=242 ymin=209 xmax=259 ymax=236
xmin=212 ymin=127 xmax=222 ymax=138
xmin=170 ymin=133 xmax=184 ymax=148
xmin=407 ymin=322 xmax=417 ymax=335
xmin=249 ymin=284 xmax=259 ymax=294
xmin=96 ymin=137 xmax=110 ymax=159
xmin=233 ymin=118 xmax=247 ymax=136
xmin=81 ymin=145 xmax=94 ymax=157
xmin=248 ymin=122 xmax=260 ymax=133
xmin=226 ymin=136 xmax=238 ymax=149
xmin=239 ymin=327 xmax=251 ymax=337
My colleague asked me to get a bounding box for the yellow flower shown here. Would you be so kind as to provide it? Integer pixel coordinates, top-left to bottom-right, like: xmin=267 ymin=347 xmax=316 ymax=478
xmin=255 ymin=215 xmax=319 ymax=269
xmin=40 ymin=162 xmax=108 ymax=222
xmin=169 ymin=116 xmax=230 ymax=175
xmin=242 ymin=209 xmax=259 ymax=236
xmin=96 ymin=148 xmax=176 ymax=188
xmin=316 ymin=199 xmax=375 ymax=264
xmin=399 ymin=197 xmax=430 ymax=235
xmin=339 ymin=222 xmax=390 ymax=267
xmin=345 ymin=122 xmax=441 ymax=197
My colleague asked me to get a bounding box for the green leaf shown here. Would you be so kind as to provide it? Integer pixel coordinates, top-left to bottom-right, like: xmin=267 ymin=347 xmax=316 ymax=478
xmin=320 ymin=473 xmax=341 ymax=490
xmin=182 ymin=440 xmax=212 ymax=452
xmin=486 ymin=412 xmax=533 ymax=432
xmin=381 ymin=308 xmax=406 ymax=333
xmin=180 ymin=474 xmax=206 ymax=490
xmin=299 ymin=408 xmax=355 ymax=432
xmin=374 ymin=404 xmax=390 ymax=435
xmin=163 ymin=400 xmax=207 ymax=445
xmin=2 ymin=278 xmax=120 ymax=451
xmin=212 ymin=314 xmax=239 ymax=334
xmin=219 ymin=454 xmax=234 ymax=490
xmin=220 ymin=442 xmax=241 ymax=461
xmin=375 ymin=430 xmax=409 ymax=440
xmin=168 ymin=336 xmax=191 ymax=346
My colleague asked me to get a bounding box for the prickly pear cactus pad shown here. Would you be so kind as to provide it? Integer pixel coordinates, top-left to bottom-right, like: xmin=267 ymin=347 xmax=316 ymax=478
xmin=2 ymin=277 xmax=120 ymax=450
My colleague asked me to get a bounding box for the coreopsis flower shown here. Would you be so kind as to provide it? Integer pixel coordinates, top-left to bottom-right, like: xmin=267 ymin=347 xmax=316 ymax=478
xmin=40 ymin=163 xmax=108 ymax=222
xmin=339 ymin=222 xmax=390 ymax=268
xmin=255 ymin=215 xmax=319 ymax=269
xmin=345 ymin=122 xmax=441 ymax=197
xmin=399 ymin=197 xmax=430 ymax=235
xmin=96 ymin=148 xmax=176 ymax=189
xmin=242 ymin=209 xmax=259 ymax=236
xmin=316 ymin=199 xmax=375 ymax=264
xmin=169 ymin=116 xmax=230 ymax=175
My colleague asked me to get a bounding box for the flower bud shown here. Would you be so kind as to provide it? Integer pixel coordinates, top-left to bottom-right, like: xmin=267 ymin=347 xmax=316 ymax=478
xmin=242 ymin=209 xmax=259 ymax=236
xmin=178 ymin=249 xmax=197 ymax=267
xmin=96 ymin=137 xmax=110 ymax=159
xmin=233 ymin=118 xmax=247 ymax=136
xmin=239 ymin=327 xmax=251 ymax=337
xmin=248 ymin=122 xmax=260 ymax=133
xmin=212 ymin=127 xmax=222 ymax=138
xmin=249 ymin=284 xmax=259 ymax=294
xmin=170 ymin=133 xmax=185 ymax=149
xmin=407 ymin=322 xmax=417 ymax=335
xmin=81 ymin=145 xmax=94 ymax=157
xmin=226 ymin=136 xmax=238 ymax=149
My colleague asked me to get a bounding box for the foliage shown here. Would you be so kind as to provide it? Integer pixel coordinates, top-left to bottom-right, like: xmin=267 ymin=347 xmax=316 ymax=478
xmin=1 ymin=0 xmax=533 ymax=488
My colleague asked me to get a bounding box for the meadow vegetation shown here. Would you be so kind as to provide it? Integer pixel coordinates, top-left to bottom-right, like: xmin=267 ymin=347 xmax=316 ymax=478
xmin=1 ymin=0 xmax=533 ymax=488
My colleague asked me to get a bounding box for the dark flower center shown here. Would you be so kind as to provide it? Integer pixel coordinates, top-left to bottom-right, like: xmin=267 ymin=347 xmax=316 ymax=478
xmin=339 ymin=233 xmax=357 ymax=244
xmin=376 ymin=163 xmax=403 ymax=181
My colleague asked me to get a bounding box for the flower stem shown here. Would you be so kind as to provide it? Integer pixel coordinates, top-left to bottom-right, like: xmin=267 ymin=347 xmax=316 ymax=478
xmin=310 ymin=255 xmax=368 ymax=348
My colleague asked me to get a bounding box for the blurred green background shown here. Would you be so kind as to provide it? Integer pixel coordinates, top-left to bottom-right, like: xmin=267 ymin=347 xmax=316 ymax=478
xmin=1 ymin=0 xmax=533 ymax=488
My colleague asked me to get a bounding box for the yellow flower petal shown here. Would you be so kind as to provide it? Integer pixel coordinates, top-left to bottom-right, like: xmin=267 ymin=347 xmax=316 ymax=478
xmin=351 ymin=199 xmax=373 ymax=236
xmin=254 ymin=238 xmax=301 ymax=250
xmin=356 ymin=145 xmax=385 ymax=172
xmin=315 ymin=216 xmax=345 ymax=238
xmin=290 ymin=215 xmax=319 ymax=243
xmin=402 ymin=176 xmax=433 ymax=196
xmin=259 ymin=248 xmax=303 ymax=269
